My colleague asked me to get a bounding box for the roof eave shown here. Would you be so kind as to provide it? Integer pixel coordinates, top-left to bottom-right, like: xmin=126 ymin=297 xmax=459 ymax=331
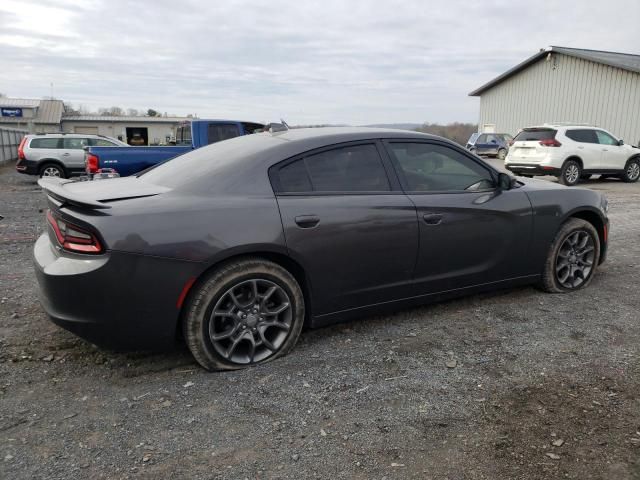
xmin=468 ymin=50 xmax=548 ymax=96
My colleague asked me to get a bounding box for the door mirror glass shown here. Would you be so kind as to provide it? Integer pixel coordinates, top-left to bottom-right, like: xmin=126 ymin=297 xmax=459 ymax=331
xmin=498 ymin=172 xmax=513 ymax=190
xmin=618 ymin=139 xmax=624 ymax=146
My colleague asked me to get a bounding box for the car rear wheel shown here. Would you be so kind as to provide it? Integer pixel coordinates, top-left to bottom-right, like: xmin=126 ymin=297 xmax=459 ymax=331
xmin=39 ymin=163 xmax=66 ymax=178
xmin=559 ymin=160 xmax=581 ymax=186
xmin=621 ymin=158 xmax=640 ymax=183
xmin=183 ymin=258 xmax=305 ymax=371
xmin=497 ymin=148 xmax=507 ymax=161
xmin=540 ymin=218 xmax=600 ymax=293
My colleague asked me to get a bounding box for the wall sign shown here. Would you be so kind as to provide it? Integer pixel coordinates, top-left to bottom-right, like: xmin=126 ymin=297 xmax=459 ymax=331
xmin=1 ymin=107 xmax=23 ymax=117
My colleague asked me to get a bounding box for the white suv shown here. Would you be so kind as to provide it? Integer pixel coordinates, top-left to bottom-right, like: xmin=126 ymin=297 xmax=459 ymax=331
xmin=505 ymin=125 xmax=640 ymax=186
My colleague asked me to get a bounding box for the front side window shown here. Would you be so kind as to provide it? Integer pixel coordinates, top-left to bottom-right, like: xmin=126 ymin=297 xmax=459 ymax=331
xmin=595 ymin=130 xmax=618 ymax=145
xmin=30 ymin=138 xmax=61 ymax=149
xmin=64 ymin=137 xmax=90 ymax=149
xmin=565 ymin=129 xmax=597 ymax=143
xmin=276 ymin=144 xmax=390 ymax=193
xmin=476 ymin=134 xmax=487 ymax=144
xmin=208 ymin=124 xmax=240 ymax=144
xmin=388 ymin=142 xmax=494 ymax=192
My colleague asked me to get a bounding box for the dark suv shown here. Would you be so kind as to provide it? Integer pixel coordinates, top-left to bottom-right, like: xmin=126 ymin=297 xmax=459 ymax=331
xmin=466 ymin=133 xmax=514 ymax=160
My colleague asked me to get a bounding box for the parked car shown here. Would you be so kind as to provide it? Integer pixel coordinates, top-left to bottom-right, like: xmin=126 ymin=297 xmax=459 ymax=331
xmin=15 ymin=134 xmax=126 ymax=178
xmin=128 ymin=133 xmax=146 ymax=146
xmin=85 ymin=119 xmax=265 ymax=177
xmin=35 ymin=127 xmax=609 ymax=370
xmin=505 ymin=125 xmax=640 ymax=186
xmin=466 ymin=132 xmax=513 ymax=160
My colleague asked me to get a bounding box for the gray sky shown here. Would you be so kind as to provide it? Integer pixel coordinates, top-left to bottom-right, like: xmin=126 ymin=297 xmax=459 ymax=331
xmin=1 ymin=0 xmax=638 ymax=125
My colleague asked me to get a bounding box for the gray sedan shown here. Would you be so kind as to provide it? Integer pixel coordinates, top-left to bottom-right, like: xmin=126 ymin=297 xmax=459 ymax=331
xmin=34 ymin=127 xmax=609 ymax=370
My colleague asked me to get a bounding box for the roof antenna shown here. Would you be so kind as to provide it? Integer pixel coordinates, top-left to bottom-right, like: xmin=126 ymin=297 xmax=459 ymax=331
xmin=280 ymin=118 xmax=289 ymax=130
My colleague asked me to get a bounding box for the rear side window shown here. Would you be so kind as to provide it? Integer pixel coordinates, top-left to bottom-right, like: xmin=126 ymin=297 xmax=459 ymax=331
xmin=89 ymin=138 xmax=117 ymax=146
xmin=30 ymin=138 xmax=61 ymax=149
xmin=276 ymin=144 xmax=390 ymax=193
xmin=565 ymin=129 xmax=598 ymax=143
xmin=208 ymin=124 xmax=240 ymax=144
xmin=514 ymin=129 xmax=557 ymax=141
xmin=63 ymin=137 xmax=90 ymax=149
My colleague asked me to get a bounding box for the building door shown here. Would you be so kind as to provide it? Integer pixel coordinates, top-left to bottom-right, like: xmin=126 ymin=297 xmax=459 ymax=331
xmin=74 ymin=126 xmax=99 ymax=135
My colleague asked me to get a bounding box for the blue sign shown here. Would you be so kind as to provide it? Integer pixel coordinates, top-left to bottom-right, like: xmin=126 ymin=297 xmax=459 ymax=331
xmin=1 ymin=107 xmax=23 ymax=117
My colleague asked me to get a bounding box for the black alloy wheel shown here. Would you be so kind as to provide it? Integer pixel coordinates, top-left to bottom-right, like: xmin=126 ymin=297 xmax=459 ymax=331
xmin=540 ymin=218 xmax=600 ymax=293
xmin=183 ymin=258 xmax=304 ymax=370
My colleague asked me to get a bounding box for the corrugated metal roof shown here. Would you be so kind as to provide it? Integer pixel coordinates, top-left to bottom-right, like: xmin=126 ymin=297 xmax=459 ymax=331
xmin=469 ymin=46 xmax=640 ymax=96
xmin=0 ymin=98 xmax=64 ymax=124
xmin=0 ymin=98 xmax=41 ymax=108
xmin=34 ymin=100 xmax=64 ymax=124
xmin=62 ymin=115 xmax=190 ymax=123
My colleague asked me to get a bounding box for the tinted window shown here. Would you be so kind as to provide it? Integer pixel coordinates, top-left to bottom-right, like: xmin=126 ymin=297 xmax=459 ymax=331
xmin=486 ymin=134 xmax=500 ymax=143
xmin=30 ymin=138 xmax=61 ymax=149
xmin=595 ymin=130 xmax=618 ymax=145
xmin=208 ymin=124 xmax=240 ymax=144
xmin=476 ymin=134 xmax=487 ymax=143
xmin=89 ymin=138 xmax=117 ymax=146
xmin=514 ymin=129 xmax=557 ymax=141
xmin=389 ymin=143 xmax=494 ymax=192
xmin=304 ymin=144 xmax=390 ymax=192
xmin=279 ymin=160 xmax=312 ymax=192
xmin=565 ymin=129 xmax=598 ymax=143
xmin=64 ymin=137 xmax=90 ymax=149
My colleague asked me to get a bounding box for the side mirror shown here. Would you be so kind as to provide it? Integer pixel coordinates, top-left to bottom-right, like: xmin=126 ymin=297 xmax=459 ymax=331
xmin=498 ymin=172 xmax=514 ymax=190
xmin=618 ymin=139 xmax=624 ymax=146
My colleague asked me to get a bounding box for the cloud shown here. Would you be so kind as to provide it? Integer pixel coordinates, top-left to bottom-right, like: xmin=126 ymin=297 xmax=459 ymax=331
xmin=0 ymin=0 xmax=638 ymax=125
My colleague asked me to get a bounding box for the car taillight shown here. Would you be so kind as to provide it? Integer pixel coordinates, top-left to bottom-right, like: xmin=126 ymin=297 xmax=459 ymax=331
xmin=539 ymin=138 xmax=562 ymax=147
xmin=46 ymin=210 xmax=103 ymax=254
xmin=17 ymin=136 xmax=27 ymax=160
xmin=86 ymin=153 xmax=99 ymax=174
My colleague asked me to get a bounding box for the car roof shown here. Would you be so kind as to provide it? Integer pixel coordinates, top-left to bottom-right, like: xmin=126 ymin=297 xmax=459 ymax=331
xmin=27 ymin=133 xmax=107 ymax=138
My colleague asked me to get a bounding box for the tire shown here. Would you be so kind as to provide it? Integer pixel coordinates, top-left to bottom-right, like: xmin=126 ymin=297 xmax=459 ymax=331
xmin=470 ymin=148 xmax=477 ymax=156
xmin=580 ymin=174 xmax=592 ymax=180
xmin=539 ymin=218 xmax=600 ymax=293
xmin=621 ymin=157 xmax=640 ymax=183
xmin=497 ymin=148 xmax=507 ymax=161
xmin=183 ymin=257 xmax=305 ymax=371
xmin=39 ymin=163 xmax=66 ymax=178
xmin=521 ymin=174 xmax=533 ymax=178
xmin=558 ymin=159 xmax=581 ymax=186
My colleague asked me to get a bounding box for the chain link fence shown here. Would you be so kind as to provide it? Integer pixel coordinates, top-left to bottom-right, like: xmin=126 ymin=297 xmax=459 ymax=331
xmin=0 ymin=127 xmax=29 ymax=165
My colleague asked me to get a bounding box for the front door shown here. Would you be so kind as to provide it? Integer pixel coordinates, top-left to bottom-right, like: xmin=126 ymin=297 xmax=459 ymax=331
xmin=384 ymin=140 xmax=533 ymax=294
xmin=271 ymin=142 xmax=419 ymax=315
xmin=595 ymin=130 xmax=628 ymax=170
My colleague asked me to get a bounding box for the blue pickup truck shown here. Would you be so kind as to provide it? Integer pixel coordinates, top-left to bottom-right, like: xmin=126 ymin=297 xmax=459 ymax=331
xmin=85 ymin=119 xmax=264 ymax=177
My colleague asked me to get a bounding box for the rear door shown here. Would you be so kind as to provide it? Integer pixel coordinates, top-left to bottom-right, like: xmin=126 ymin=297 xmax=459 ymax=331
xmin=272 ymin=141 xmax=419 ymax=315
xmin=564 ymin=129 xmax=601 ymax=169
xmin=384 ymin=140 xmax=533 ymax=294
xmin=62 ymin=137 xmax=91 ymax=172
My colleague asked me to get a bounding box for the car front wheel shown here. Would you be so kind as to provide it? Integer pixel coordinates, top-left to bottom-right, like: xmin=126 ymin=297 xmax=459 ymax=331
xmin=183 ymin=258 xmax=305 ymax=371
xmin=559 ymin=160 xmax=581 ymax=186
xmin=540 ymin=218 xmax=600 ymax=293
xmin=621 ymin=158 xmax=640 ymax=183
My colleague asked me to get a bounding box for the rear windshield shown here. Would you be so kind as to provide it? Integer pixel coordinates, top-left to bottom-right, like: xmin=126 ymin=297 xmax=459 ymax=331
xmin=175 ymin=124 xmax=192 ymax=146
xmin=514 ymin=129 xmax=557 ymax=142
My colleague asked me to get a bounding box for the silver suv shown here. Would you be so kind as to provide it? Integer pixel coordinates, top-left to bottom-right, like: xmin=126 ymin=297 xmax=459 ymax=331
xmin=16 ymin=134 xmax=126 ymax=178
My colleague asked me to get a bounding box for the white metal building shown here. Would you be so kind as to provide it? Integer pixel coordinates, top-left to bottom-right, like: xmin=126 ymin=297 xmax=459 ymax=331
xmin=469 ymin=46 xmax=640 ymax=145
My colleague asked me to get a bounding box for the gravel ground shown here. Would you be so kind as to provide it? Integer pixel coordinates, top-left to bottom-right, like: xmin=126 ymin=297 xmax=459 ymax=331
xmin=1 ymin=162 xmax=639 ymax=480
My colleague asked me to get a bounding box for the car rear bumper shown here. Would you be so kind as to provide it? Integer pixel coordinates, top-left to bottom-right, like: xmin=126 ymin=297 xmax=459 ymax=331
xmin=33 ymin=233 xmax=200 ymax=351
xmin=505 ymin=164 xmax=561 ymax=176
xmin=16 ymin=159 xmax=39 ymax=175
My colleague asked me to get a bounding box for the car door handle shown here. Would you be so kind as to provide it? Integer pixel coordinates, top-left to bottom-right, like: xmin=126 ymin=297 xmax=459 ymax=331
xmin=602 ymin=149 xmax=608 ymax=152
xmin=294 ymin=215 xmax=320 ymax=228
xmin=577 ymin=146 xmax=584 ymax=149
xmin=422 ymin=213 xmax=443 ymax=225
xmin=62 ymin=153 xmax=70 ymax=156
